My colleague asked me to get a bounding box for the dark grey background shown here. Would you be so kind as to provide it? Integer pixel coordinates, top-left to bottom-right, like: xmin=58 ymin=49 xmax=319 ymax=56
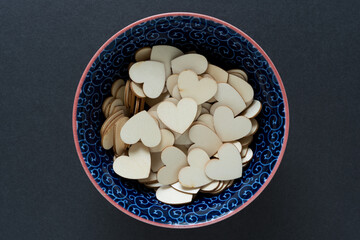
xmin=1 ymin=0 xmax=359 ymax=239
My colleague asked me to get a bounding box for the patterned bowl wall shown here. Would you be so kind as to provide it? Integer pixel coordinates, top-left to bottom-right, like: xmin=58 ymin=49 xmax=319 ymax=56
xmin=73 ymin=13 xmax=288 ymax=228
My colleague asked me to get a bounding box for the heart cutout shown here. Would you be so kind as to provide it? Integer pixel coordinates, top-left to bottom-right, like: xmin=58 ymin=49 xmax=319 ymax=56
xmin=156 ymin=186 xmax=193 ymax=205
xmin=120 ymin=110 xmax=161 ymax=147
xmin=177 ymin=70 xmax=217 ymax=104
xmin=113 ymin=142 xmax=151 ymax=179
xmin=171 ymin=53 xmax=208 ymax=74
xmin=150 ymin=45 xmax=183 ymax=78
xmin=149 ymin=129 xmax=175 ymax=152
xmin=205 ymin=143 xmax=243 ymax=180
xmin=213 ymin=106 xmax=252 ymax=141
xmin=188 ymin=124 xmax=222 ymax=157
xmin=129 ymin=61 xmax=165 ymax=99
xmin=157 ymin=98 xmax=197 ymax=134
xmin=157 ymin=146 xmax=188 ymax=185
xmin=179 ymin=148 xmax=212 ymax=188
xmin=213 ymin=83 xmax=246 ymax=115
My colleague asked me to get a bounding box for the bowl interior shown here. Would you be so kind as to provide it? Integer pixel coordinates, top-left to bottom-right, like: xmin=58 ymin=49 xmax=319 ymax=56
xmin=74 ymin=14 xmax=287 ymax=227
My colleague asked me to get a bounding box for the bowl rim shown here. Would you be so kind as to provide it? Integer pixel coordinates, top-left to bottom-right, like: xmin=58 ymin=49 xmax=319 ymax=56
xmin=72 ymin=12 xmax=290 ymax=229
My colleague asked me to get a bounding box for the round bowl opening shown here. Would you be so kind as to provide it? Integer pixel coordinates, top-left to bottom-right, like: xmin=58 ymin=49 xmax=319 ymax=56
xmin=73 ymin=12 xmax=289 ymax=228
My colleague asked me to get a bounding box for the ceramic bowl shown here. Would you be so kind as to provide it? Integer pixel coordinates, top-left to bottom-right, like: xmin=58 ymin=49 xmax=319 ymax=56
xmin=72 ymin=12 xmax=289 ymax=228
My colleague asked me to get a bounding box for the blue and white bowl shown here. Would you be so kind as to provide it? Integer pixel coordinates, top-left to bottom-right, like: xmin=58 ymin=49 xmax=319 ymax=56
xmin=72 ymin=12 xmax=289 ymax=228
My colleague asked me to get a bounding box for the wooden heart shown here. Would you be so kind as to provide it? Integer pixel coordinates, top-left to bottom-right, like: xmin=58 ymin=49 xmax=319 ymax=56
xmin=156 ymin=186 xmax=193 ymax=205
xmin=205 ymin=143 xmax=243 ymax=180
xmin=150 ymin=45 xmax=183 ymax=78
xmin=228 ymin=74 xmax=254 ymax=106
xmin=197 ymin=114 xmax=215 ymax=132
xmin=171 ymin=182 xmax=200 ymax=194
xmin=213 ymin=106 xmax=252 ymax=141
xmin=178 ymin=70 xmax=217 ymax=104
xmin=113 ymin=142 xmax=151 ymax=179
xmin=157 ymin=146 xmax=188 ymax=185
xmin=129 ymin=61 xmax=165 ymax=99
xmin=149 ymin=129 xmax=175 ymax=153
xmin=205 ymin=64 xmax=228 ymax=83
xmin=213 ymin=83 xmax=247 ymax=115
xmin=166 ymin=74 xmax=178 ymax=93
xmin=188 ymin=124 xmax=222 ymax=157
xmin=241 ymin=100 xmax=262 ymax=118
xmin=120 ymin=110 xmax=161 ymax=147
xmin=157 ymin=98 xmax=197 ymax=134
xmin=135 ymin=47 xmax=152 ymax=61
xmin=171 ymin=53 xmax=208 ymax=74
xmin=178 ymin=148 xmax=212 ymax=188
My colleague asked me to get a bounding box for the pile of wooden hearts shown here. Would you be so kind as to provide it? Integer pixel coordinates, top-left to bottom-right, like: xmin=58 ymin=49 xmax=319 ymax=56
xmin=100 ymin=45 xmax=262 ymax=205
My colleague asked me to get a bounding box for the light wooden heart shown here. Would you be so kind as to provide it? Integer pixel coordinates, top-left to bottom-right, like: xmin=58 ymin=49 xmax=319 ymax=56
xmin=113 ymin=142 xmax=151 ymax=179
xmin=129 ymin=61 xmax=165 ymax=99
xmin=228 ymin=74 xmax=254 ymax=106
xmin=177 ymin=70 xmax=217 ymax=104
xmin=150 ymin=152 xmax=164 ymax=172
xmin=150 ymin=45 xmax=183 ymax=78
xmin=130 ymin=81 xmax=146 ymax=98
xmin=200 ymin=181 xmax=220 ymax=192
xmin=120 ymin=110 xmax=161 ymax=147
xmin=213 ymin=83 xmax=247 ymax=115
xmin=113 ymin=116 xmax=129 ymax=156
xmin=188 ymin=124 xmax=222 ymax=157
xmin=228 ymin=69 xmax=248 ymax=81
xmin=213 ymin=106 xmax=252 ymax=141
xmin=135 ymin=47 xmax=152 ymax=61
xmin=150 ymin=129 xmax=175 ymax=153
xmin=111 ymin=79 xmax=125 ymax=96
xmin=171 ymin=53 xmax=208 ymax=74
xmin=171 ymin=182 xmax=200 ymax=194
xmin=157 ymin=98 xmax=197 ymax=134
xmin=166 ymin=74 xmax=178 ymax=93
xmin=178 ymin=148 xmax=212 ymax=188
xmin=205 ymin=64 xmax=228 ymax=83
xmin=157 ymin=146 xmax=188 ymax=185
xmin=171 ymin=85 xmax=181 ymax=100
xmin=205 ymin=143 xmax=243 ymax=180
xmin=241 ymin=100 xmax=262 ymax=118
xmin=156 ymin=186 xmax=193 ymax=205
xmin=197 ymin=114 xmax=215 ymax=132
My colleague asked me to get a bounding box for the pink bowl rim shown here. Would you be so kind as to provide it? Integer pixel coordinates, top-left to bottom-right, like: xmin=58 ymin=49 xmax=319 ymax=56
xmin=72 ymin=12 xmax=290 ymax=229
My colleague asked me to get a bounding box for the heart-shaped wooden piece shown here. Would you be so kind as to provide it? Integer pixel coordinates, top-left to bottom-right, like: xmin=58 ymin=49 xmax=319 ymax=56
xmin=213 ymin=83 xmax=247 ymax=115
xmin=157 ymin=146 xmax=188 ymax=185
xmin=150 ymin=45 xmax=183 ymax=78
xmin=129 ymin=61 xmax=165 ymax=99
xmin=197 ymin=114 xmax=215 ymax=132
xmin=205 ymin=64 xmax=228 ymax=83
xmin=178 ymin=148 xmax=212 ymax=188
xmin=166 ymin=74 xmax=178 ymax=93
xmin=156 ymin=186 xmax=193 ymax=205
xmin=135 ymin=47 xmax=152 ymax=61
xmin=188 ymin=124 xmax=222 ymax=157
xmin=157 ymin=98 xmax=197 ymax=134
xmin=177 ymin=70 xmax=217 ymax=104
xmin=228 ymin=74 xmax=254 ymax=106
xmin=241 ymin=100 xmax=262 ymax=118
xmin=149 ymin=129 xmax=175 ymax=153
xmin=113 ymin=142 xmax=151 ymax=179
xmin=213 ymin=106 xmax=252 ymax=141
xmin=205 ymin=143 xmax=243 ymax=180
xmin=171 ymin=53 xmax=208 ymax=74
xmin=120 ymin=110 xmax=161 ymax=147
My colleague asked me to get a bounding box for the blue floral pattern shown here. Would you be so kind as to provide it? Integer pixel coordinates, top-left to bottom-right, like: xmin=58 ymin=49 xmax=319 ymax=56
xmin=75 ymin=15 xmax=286 ymax=226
